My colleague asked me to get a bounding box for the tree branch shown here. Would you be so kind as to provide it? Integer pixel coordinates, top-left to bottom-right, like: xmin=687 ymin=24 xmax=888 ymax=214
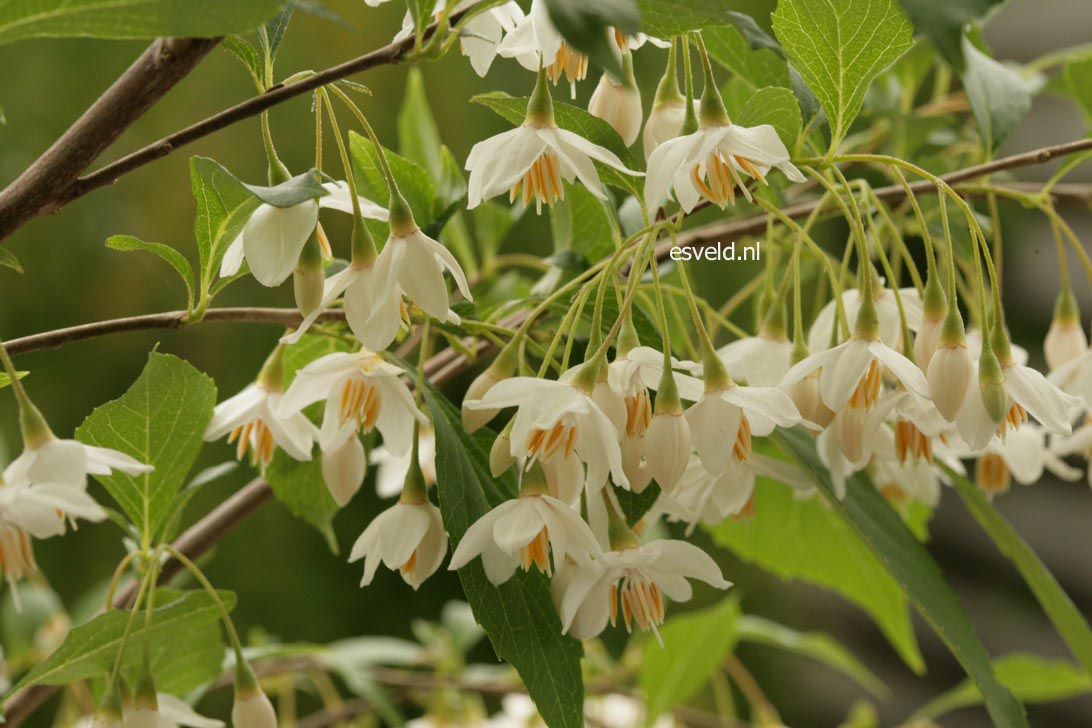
xmin=0 ymin=37 xmax=221 ymax=241
xmin=0 ymin=4 xmax=479 ymax=244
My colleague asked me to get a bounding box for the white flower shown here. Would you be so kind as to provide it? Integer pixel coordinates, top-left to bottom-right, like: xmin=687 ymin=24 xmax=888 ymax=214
xmin=808 ymin=286 xmax=923 ymax=353
xmin=972 ymin=423 xmax=1082 ymax=496
xmin=588 ymin=73 xmax=642 ymax=147
xmin=1045 ymin=313 xmax=1087 ymax=372
xmin=204 ymin=384 xmax=316 ymax=466
xmin=643 ymin=97 xmax=691 ymax=160
xmin=686 ymin=382 xmax=802 ymax=476
xmin=349 ymin=500 xmax=448 ymax=589
xmin=277 ymin=350 xmax=426 ymax=452
xmin=644 ymin=122 xmax=805 ymax=213
xmin=716 ymin=334 xmax=792 ymax=387
xmin=4 ymin=436 xmax=151 ymax=491
xmin=352 ymin=227 xmax=473 ymax=351
xmin=584 ymin=694 xmax=675 ymax=728
xmin=372 ymin=424 xmax=437 ymax=498
xmin=466 ymin=121 xmax=641 ymax=213
xmin=497 ymin=0 xmax=586 ymax=95
xmin=465 ymin=376 xmax=629 ymax=492
xmin=124 ymin=694 xmax=223 ymax=728
xmin=220 ymin=181 xmax=388 ymax=286
xmin=928 ymin=339 xmax=974 ymax=421
xmin=320 ymin=436 xmax=366 ymax=507
xmin=644 ymin=410 xmax=690 ymax=492
xmin=392 ymin=1 xmax=525 ymax=77
xmin=448 ymin=490 xmax=600 ymax=585
xmin=1048 ymin=340 xmax=1092 ymax=407
xmin=956 ymin=356 xmax=1081 ymax=451
xmin=231 ymin=691 xmax=277 ymax=728
xmin=558 ymin=539 xmax=730 ymax=642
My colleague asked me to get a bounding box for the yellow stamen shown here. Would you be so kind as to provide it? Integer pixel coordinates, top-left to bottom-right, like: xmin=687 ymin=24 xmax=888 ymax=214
xmin=510 ymin=152 xmax=566 ymax=213
xmin=691 ymin=150 xmax=767 ymax=208
xmin=733 ymin=414 xmax=752 ymax=462
xmin=895 ymin=420 xmax=933 ymax=463
xmin=519 ymin=527 xmax=551 ymax=574
xmin=996 ymin=402 xmax=1027 ymax=441
xmin=976 ymin=453 xmax=1011 ymax=495
xmin=848 ymin=360 xmax=884 ymax=411
xmin=545 ymin=42 xmax=588 ymax=88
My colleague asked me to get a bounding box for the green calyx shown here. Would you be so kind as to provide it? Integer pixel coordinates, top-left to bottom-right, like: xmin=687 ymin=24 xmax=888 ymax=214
xmin=760 ymin=299 xmax=789 ymax=340
xmin=19 ymin=399 xmax=54 ymax=450
xmin=1052 ymin=287 xmax=1081 ymax=326
xmin=234 ymin=659 xmax=262 ymax=699
xmin=256 ymin=344 xmax=286 ymax=392
xmin=653 ymin=366 xmax=683 ymax=415
xmin=519 ymin=461 xmax=550 ymax=497
xmin=922 ymin=273 xmax=947 ymax=322
xmin=388 ymin=191 xmax=418 ymax=238
xmin=399 ymin=452 xmax=429 ymax=505
xmin=988 ymin=314 xmax=1015 ymax=368
xmin=350 ymin=209 xmax=378 ymax=267
xmin=97 ymin=681 xmax=124 ymax=723
xmin=570 ymin=358 xmax=601 ymax=395
xmin=525 ymin=68 xmax=556 ymax=128
xmin=606 ymin=497 xmax=639 ymax=551
xmin=616 ymin=309 xmax=641 ymax=358
xmin=133 ymin=656 xmax=158 ymax=711
xmin=978 ymin=348 xmax=1008 ymax=423
xmin=490 ymin=337 xmax=520 ymax=380
xmin=853 ymin=294 xmax=881 ymax=341
xmin=938 ymin=304 xmax=967 ymax=347
xmin=294 ymin=235 xmax=324 ymax=318
xmin=653 ymin=40 xmax=683 ymax=107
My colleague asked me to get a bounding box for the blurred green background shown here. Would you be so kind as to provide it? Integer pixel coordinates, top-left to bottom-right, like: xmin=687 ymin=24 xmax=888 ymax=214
xmin=1 ymin=1 xmax=1091 ymax=726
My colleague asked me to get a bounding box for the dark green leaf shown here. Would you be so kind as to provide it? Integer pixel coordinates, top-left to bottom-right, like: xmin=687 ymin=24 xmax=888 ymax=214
xmin=190 ymin=156 xmax=261 ymax=291
xmin=614 ymin=483 xmax=660 ymax=526
xmin=772 ymin=0 xmax=914 ymax=148
xmin=349 ymin=131 xmax=438 ymax=233
xmin=639 ymin=598 xmax=740 ymax=721
xmin=0 ymin=246 xmax=22 ymax=273
xmin=703 ymin=24 xmax=791 ymax=92
xmin=916 ymin=653 xmax=1092 ymax=720
xmin=11 ymin=589 xmax=235 ymax=692
xmin=948 ymin=469 xmax=1092 ymax=675
xmin=264 ymin=449 xmax=340 ymax=553
xmin=263 ymin=3 xmax=293 ymax=61
xmin=736 ymin=86 xmax=802 ymax=149
xmin=0 ymin=0 xmax=287 ymax=45
xmin=221 ymin=35 xmax=265 ymax=91
xmin=1063 ymin=58 xmax=1092 ymax=121
xmin=772 ymin=427 xmax=1028 ymax=728
xmin=546 ymin=0 xmax=639 ymax=81
xmin=75 ymin=353 xmax=217 ymax=544
xmin=637 ymin=0 xmax=736 ymax=38
xmin=425 ymin=385 xmax=583 ymax=728
xmin=962 ymin=34 xmax=1033 ymax=151
xmin=106 ymin=235 xmax=196 ymax=311
xmin=896 ymin=0 xmax=1008 ymax=69
xmin=397 ymin=68 xmax=444 ymax=180
xmin=244 ymin=168 xmax=329 ymax=208
xmin=471 ymin=92 xmax=640 ymax=195
xmin=735 ymin=615 xmax=888 ymax=698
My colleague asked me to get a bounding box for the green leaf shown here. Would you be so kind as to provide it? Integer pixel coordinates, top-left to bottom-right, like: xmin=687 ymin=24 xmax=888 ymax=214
xmin=0 ymin=0 xmax=286 ymax=45
xmin=152 ymin=616 xmax=226 ymax=694
xmin=0 ymin=371 xmax=28 ymax=390
xmin=221 ymin=36 xmax=265 ymax=91
xmin=106 ymin=235 xmax=196 ymax=312
xmin=703 ymin=24 xmax=791 ymax=92
xmin=75 ymin=352 xmax=217 ymax=543
xmin=772 ymin=0 xmax=914 ymax=148
xmin=895 ymin=0 xmax=1007 ymax=70
xmin=190 ymin=156 xmax=260 ymax=291
xmin=349 ymin=131 xmax=438 ymax=232
xmin=546 ymin=0 xmax=639 ymax=81
xmin=558 ymin=183 xmax=617 ymax=263
xmin=397 ymin=68 xmax=444 ymax=180
xmin=11 ymin=589 xmax=235 ymax=692
xmin=243 ymin=168 xmax=328 ymax=208
xmin=916 ymin=653 xmax=1092 ymax=720
xmin=264 ymin=449 xmax=340 ymax=553
xmin=736 ymin=86 xmax=802 ymax=149
xmin=771 ymin=427 xmax=1029 ymax=728
xmin=471 ymin=92 xmax=640 ymax=195
xmin=962 ymin=34 xmax=1033 ymax=151
xmin=1063 ymin=58 xmax=1092 ymax=121
xmin=262 ymin=3 xmax=293 ymax=61
xmin=637 ymin=0 xmax=737 ymax=37
xmin=948 ymin=469 xmax=1092 ymax=676
xmin=0 ymin=246 xmax=22 ymax=273
xmin=405 ymin=0 xmax=433 ymax=36
xmin=707 ymin=473 xmax=922 ymax=673
xmin=735 ymin=615 xmax=887 ymax=698
xmin=639 ymin=598 xmax=740 ymax=722
xmin=425 ymin=385 xmax=583 ymax=728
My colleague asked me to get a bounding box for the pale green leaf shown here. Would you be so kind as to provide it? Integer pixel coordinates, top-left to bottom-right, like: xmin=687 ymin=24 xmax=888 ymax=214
xmin=639 ymin=599 xmax=740 ymax=722
xmin=0 ymin=371 xmax=28 ymax=390
xmin=962 ymin=34 xmax=1033 ymax=150
xmin=772 ymin=427 xmax=1029 ymax=728
xmin=772 ymin=0 xmax=914 ymax=148
xmin=75 ymin=352 xmax=217 ymax=543
xmin=106 ymin=235 xmax=196 ymax=312
xmin=1063 ymin=58 xmax=1092 ymax=122
xmin=425 ymin=385 xmax=583 ymax=728
xmin=707 ymin=473 xmax=923 ymax=673
xmin=637 ymin=0 xmax=737 ymax=37
xmin=243 ymin=169 xmax=328 ymax=208
xmin=11 ymin=589 xmax=235 ymax=692
xmin=397 ymin=68 xmax=444 ymax=180
xmin=349 ymin=131 xmax=438 ymax=236
xmin=895 ymin=0 xmax=1008 ymax=70
xmin=917 ymin=653 xmax=1092 ymax=720
xmin=190 ymin=156 xmax=260 ymax=291
xmin=0 ymin=246 xmax=22 ymax=273
xmin=558 ymin=182 xmax=617 ymax=263
xmin=471 ymin=92 xmax=640 ymax=196
xmin=222 ymin=35 xmax=265 ymax=91
xmin=262 ymin=3 xmax=293 ymax=61
xmin=948 ymin=469 xmax=1092 ymax=675
xmin=0 ymin=0 xmax=286 ymax=45
xmin=736 ymin=86 xmax=802 ymax=149
xmin=735 ymin=615 xmax=887 ymax=698
xmin=704 ymin=24 xmax=791 ymax=92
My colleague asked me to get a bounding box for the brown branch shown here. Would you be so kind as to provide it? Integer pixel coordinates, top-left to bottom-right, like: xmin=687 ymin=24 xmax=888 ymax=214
xmin=2 ymin=479 xmax=273 ymax=726
xmin=0 ymin=37 xmax=221 ymax=241
xmin=0 ymin=5 xmax=478 ymax=244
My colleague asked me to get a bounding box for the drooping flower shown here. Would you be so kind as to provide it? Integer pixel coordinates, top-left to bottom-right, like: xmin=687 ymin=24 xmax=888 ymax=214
xmin=349 ymin=497 xmax=448 ymax=590
xmin=497 ymin=0 xmax=587 ymax=96
xmin=1044 ymin=290 xmax=1087 ymax=372
xmin=971 ymin=424 xmax=1082 ymax=496
xmin=320 ymin=435 xmax=367 ymax=507
xmin=277 ymin=349 xmax=427 ymax=454
xmin=807 ymin=286 xmax=924 ymax=353
xmin=716 ymin=332 xmax=793 ymax=388
xmin=588 ymin=63 xmax=642 ymax=147
xmin=392 ymin=1 xmax=525 ymax=77
xmin=448 ymin=466 xmax=601 ymax=585
xmin=220 ymin=181 xmax=388 ymax=287
xmin=466 ymin=71 xmax=641 ymax=213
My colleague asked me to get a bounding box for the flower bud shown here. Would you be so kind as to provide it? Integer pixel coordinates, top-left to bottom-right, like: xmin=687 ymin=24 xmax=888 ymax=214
xmin=321 ymin=436 xmax=366 ymax=507
xmin=462 ymin=344 xmax=518 ymax=433
xmin=643 ymin=97 xmax=687 ymax=160
xmin=592 ymin=379 xmax=626 ymax=436
xmin=787 ymin=370 xmax=834 ymax=428
xmin=1044 ymin=290 xmax=1087 ymax=372
xmin=233 ymin=666 xmax=277 ymax=728
xmin=978 ymin=351 xmax=1008 ymax=424
xmin=293 ymin=234 xmax=324 ymax=318
xmin=92 ymin=683 xmax=124 ymax=728
xmin=645 ymin=412 xmax=690 ymax=493
xmin=914 ymin=276 xmax=947 ymax=370
xmin=621 ymin=435 xmax=651 ymax=493
xmin=490 ymin=425 xmax=515 ymax=477
xmin=124 ymin=660 xmax=159 ymax=728
xmin=927 ymin=343 xmax=973 ymax=421
xmin=588 ymin=73 xmax=642 ymax=147
xmin=833 ymin=408 xmax=866 ymax=463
